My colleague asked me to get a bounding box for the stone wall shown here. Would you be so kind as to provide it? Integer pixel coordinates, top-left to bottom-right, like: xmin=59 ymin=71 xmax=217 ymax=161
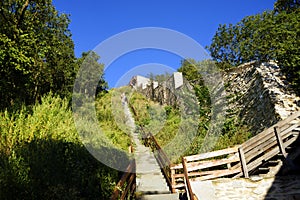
xmin=139 ymin=72 xmax=195 ymax=108
xmin=223 ymin=61 xmax=300 ymax=134
xmin=133 ymin=61 xmax=300 ymax=135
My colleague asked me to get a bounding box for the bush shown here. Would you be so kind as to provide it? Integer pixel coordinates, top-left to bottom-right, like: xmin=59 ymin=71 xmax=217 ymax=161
xmin=0 ymin=93 xmax=124 ymax=199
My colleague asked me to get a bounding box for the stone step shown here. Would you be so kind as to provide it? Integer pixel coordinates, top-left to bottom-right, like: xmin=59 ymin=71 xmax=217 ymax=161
xmin=140 ymin=193 xmax=179 ymax=200
xmin=123 ymin=103 xmax=173 ymax=197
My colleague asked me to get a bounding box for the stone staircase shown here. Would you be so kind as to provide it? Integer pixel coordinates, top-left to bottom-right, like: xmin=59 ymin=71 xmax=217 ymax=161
xmin=124 ymin=102 xmax=179 ymax=200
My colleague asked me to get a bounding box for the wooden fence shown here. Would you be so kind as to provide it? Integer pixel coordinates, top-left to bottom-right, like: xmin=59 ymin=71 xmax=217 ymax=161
xmin=110 ymin=159 xmax=136 ymax=200
xmin=111 ymin=141 xmax=136 ymax=200
xmin=171 ymin=111 xmax=300 ymax=196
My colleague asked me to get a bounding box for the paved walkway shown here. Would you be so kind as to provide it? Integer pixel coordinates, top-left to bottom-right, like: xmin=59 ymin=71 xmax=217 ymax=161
xmin=123 ymin=102 xmax=178 ymax=200
xmin=190 ymin=176 xmax=300 ymax=200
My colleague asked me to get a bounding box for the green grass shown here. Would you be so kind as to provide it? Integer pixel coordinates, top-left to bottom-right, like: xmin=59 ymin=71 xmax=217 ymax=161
xmin=129 ymin=87 xmax=252 ymax=164
xmin=95 ymin=88 xmax=132 ymax=151
xmin=0 ymin=92 xmax=130 ymax=199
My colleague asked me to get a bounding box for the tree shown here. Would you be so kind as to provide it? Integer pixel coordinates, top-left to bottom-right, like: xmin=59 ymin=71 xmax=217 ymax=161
xmin=274 ymin=0 xmax=300 ymax=13
xmin=74 ymin=51 xmax=108 ymax=98
xmin=0 ymin=0 xmax=76 ymax=109
xmin=207 ymin=0 xmax=300 ymax=93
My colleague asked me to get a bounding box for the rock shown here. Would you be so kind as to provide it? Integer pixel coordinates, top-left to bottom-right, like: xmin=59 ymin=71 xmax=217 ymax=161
xmin=222 ymin=61 xmax=300 ymax=135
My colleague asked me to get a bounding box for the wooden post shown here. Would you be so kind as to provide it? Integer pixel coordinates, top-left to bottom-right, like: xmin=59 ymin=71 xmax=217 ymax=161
xmin=171 ymin=168 xmax=176 ymax=193
xmin=182 ymin=158 xmax=195 ymax=200
xmin=274 ymin=126 xmax=287 ymax=158
xmin=238 ymin=147 xmax=249 ymax=178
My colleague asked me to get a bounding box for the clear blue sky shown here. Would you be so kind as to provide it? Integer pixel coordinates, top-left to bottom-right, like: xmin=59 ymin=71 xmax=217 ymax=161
xmin=52 ymin=0 xmax=275 ymax=88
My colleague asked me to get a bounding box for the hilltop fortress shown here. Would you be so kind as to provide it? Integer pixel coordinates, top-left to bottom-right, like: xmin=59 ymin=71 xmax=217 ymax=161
xmin=129 ymin=61 xmax=300 ymax=135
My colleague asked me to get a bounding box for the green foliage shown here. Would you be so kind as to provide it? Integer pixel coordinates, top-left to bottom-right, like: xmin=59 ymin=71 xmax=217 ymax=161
xmin=0 ymin=0 xmax=77 ymax=109
xmin=274 ymin=0 xmax=300 ymax=13
xmin=178 ymin=59 xmax=203 ymax=82
xmin=95 ymin=89 xmax=131 ymax=151
xmin=129 ymin=69 xmax=252 ymax=163
xmin=0 ymin=93 xmax=122 ymax=199
xmin=148 ymin=72 xmax=172 ymax=82
xmin=129 ymin=92 xmax=151 ymax=127
xmin=75 ymin=51 xmax=108 ymax=98
xmin=208 ymin=1 xmax=300 ymax=93
xmin=214 ymin=116 xmax=252 ymax=150
xmin=129 ymin=92 xmax=182 ymax=161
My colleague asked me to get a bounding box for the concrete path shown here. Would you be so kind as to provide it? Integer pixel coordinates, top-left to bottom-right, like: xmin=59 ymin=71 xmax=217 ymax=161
xmin=123 ymin=102 xmax=178 ymax=200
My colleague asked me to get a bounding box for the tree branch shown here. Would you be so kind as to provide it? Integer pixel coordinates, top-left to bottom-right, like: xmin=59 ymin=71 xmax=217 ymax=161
xmin=18 ymin=0 xmax=30 ymax=27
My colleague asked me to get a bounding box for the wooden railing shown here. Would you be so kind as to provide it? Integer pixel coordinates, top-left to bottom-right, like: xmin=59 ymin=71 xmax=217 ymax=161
xmin=182 ymin=158 xmax=197 ymax=200
xmin=171 ymin=146 xmax=240 ymax=192
xmin=129 ymin=103 xmax=173 ymax=192
xmin=171 ymin=111 xmax=300 ymax=196
xmin=140 ymin=127 xmax=173 ymax=191
xmin=235 ymin=111 xmax=300 ymax=177
xmin=111 ymin=159 xmax=136 ymax=200
xmin=111 ymin=142 xmax=136 ymax=200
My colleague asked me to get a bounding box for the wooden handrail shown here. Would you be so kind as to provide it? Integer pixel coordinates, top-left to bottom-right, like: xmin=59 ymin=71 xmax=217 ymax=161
xmin=140 ymin=126 xmax=173 ymax=191
xmin=129 ymin=103 xmax=173 ymax=192
xmin=111 ymin=142 xmax=136 ymax=200
xmin=110 ymin=159 xmax=136 ymax=200
xmin=172 ymin=111 xmax=300 ymax=192
xmin=182 ymin=158 xmax=195 ymax=200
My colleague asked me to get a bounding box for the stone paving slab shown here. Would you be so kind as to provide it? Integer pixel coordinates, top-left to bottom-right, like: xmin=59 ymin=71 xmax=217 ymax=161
xmin=140 ymin=193 xmax=179 ymax=200
xmin=191 ymin=176 xmax=300 ymax=200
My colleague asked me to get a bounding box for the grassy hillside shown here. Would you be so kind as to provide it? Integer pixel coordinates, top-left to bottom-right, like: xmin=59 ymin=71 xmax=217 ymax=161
xmin=129 ymin=73 xmax=252 ymax=163
xmin=0 ymin=92 xmax=130 ymax=199
xmin=95 ymin=88 xmax=132 ymax=151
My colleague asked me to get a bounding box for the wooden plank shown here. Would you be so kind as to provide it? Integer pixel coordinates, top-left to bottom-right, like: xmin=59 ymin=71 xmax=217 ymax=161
xmin=186 ymin=156 xmax=240 ymax=172
xmin=280 ymin=123 xmax=300 ymax=138
xmin=238 ymin=147 xmax=249 ymax=178
xmin=235 ymin=135 xmax=299 ymax=178
xmin=171 ymin=169 xmax=177 ymax=193
xmin=247 ymin=135 xmax=297 ymax=172
xmin=184 ymin=146 xmax=239 ymax=162
xmin=187 ymin=168 xmax=239 ymax=178
xmin=273 ymin=111 xmax=300 ymax=128
xmin=242 ymin=128 xmax=274 ymax=152
xmin=188 ymin=171 xmax=215 ymax=177
xmin=190 ymin=168 xmax=241 ymax=181
xmin=244 ymin=135 xmax=278 ymax=162
xmin=170 ymin=163 xmax=183 ymax=170
xmin=242 ymin=111 xmax=300 ymax=152
xmin=120 ymin=173 xmax=135 ymax=200
xmin=242 ymin=128 xmax=274 ymax=153
xmin=244 ymin=124 xmax=296 ymax=163
xmin=274 ymin=126 xmax=287 ymax=158
xmin=182 ymin=158 xmax=195 ymax=200
xmin=172 ymin=173 xmax=185 ymax=178
xmin=230 ymin=162 xmax=241 ymax=170
xmin=111 ymin=160 xmax=135 ymax=200
xmin=246 ymin=146 xmax=280 ymax=173
xmin=243 ymin=123 xmax=298 ymax=162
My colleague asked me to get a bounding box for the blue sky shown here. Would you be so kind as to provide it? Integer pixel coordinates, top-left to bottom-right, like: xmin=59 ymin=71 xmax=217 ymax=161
xmin=52 ymin=0 xmax=275 ymax=88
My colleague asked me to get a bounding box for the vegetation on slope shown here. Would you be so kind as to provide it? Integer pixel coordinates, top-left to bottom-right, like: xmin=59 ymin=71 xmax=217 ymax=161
xmin=95 ymin=88 xmax=132 ymax=151
xmin=129 ymin=92 xmax=181 ymax=147
xmin=129 ymin=60 xmax=252 ymax=163
xmin=0 ymin=93 xmax=128 ymax=199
